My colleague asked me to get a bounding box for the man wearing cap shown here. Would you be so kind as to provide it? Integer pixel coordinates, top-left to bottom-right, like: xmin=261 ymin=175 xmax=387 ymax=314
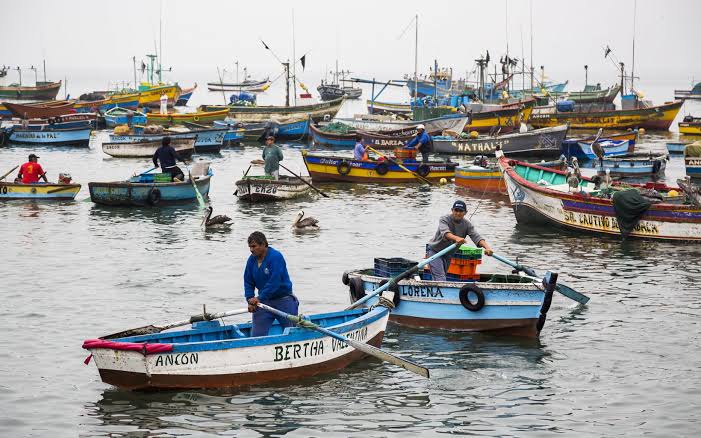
xmin=17 ymin=154 xmax=48 ymax=184
xmin=152 ymin=136 xmax=186 ymax=182
xmin=262 ymin=135 xmax=283 ymax=180
xmin=404 ymin=124 xmax=433 ymax=163
xmin=426 ymin=200 xmax=494 ymax=281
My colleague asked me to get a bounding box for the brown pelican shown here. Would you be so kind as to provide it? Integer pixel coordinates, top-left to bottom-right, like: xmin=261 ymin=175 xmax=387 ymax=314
xmin=566 ymin=170 xmax=580 ymax=193
xmin=201 ymin=206 xmax=232 ymax=229
xmin=292 ymin=210 xmax=319 ymax=230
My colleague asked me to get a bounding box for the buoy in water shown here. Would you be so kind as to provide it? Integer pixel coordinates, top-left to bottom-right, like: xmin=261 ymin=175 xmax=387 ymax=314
xmin=469 ymin=131 xmax=479 ymax=138
xmin=638 ymin=128 xmax=646 ymax=135
xmin=439 ymin=178 xmax=447 ymax=185
xmin=668 ymin=189 xmax=679 ymax=197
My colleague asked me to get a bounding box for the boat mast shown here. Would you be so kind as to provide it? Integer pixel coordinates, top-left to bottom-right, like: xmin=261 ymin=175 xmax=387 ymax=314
xmin=631 ymin=0 xmax=637 ymax=93
xmin=434 ymin=59 xmax=438 ymax=102
xmin=43 ymin=59 xmax=47 ymax=82
xmin=292 ymin=9 xmax=297 ymax=106
xmin=284 ymin=61 xmax=290 ymax=107
xmin=335 ymin=59 xmax=339 ymax=86
xmin=413 ymin=14 xmax=418 ymax=106
xmin=16 ymin=66 xmax=21 ymax=87
xmin=529 ymin=0 xmax=534 ymax=90
xmin=584 ymin=65 xmax=588 ymax=88
xmin=158 ymin=0 xmax=163 ymax=84
xmin=132 ymin=56 xmax=137 ymax=90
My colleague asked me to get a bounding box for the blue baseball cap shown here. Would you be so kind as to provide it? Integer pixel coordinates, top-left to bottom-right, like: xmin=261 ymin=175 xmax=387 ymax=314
xmin=452 ymin=200 xmax=467 ymax=211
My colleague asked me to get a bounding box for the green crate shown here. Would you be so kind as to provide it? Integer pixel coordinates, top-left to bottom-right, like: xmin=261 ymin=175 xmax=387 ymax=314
xmin=153 ymin=173 xmax=172 ymax=182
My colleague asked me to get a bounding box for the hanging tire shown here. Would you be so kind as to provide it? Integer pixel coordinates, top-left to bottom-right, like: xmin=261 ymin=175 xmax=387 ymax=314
xmin=349 ymin=276 xmax=366 ymax=302
xmin=341 ymin=271 xmax=350 ymax=286
xmin=417 ymin=164 xmax=430 ymax=177
xmin=193 ymin=115 xmax=200 ymax=122
xmin=379 ymin=279 xmax=401 ymax=308
xmin=147 ymin=188 xmax=161 ymax=205
xmin=375 ymin=162 xmax=389 ymax=175
xmin=459 ymin=284 xmax=485 ymax=311
xmin=337 ymin=160 xmax=351 ymax=175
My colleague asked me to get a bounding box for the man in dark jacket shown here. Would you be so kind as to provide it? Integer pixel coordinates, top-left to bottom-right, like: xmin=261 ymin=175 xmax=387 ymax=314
xmin=152 ymin=136 xmax=185 ymax=181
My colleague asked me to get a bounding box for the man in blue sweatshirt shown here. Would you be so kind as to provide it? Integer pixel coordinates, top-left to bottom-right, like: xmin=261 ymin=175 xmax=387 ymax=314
xmin=244 ymin=231 xmax=298 ymax=336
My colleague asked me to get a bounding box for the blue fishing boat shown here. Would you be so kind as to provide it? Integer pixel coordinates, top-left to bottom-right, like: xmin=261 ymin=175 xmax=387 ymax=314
xmin=103 ymin=107 xmax=147 ymax=128
xmin=88 ymin=163 xmax=213 ymax=206
xmin=82 ymin=305 xmax=392 ymax=390
xmin=275 ymin=116 xmax=310 ymax=139
xmin=110 ymin=128 xmax=225 ymax=153
xmin=561 ymin=139 xmax=634 ymax=160
xmin=588 ymin=153 xmax=668 ymax=177
xmin=309 ymin=123 xmax=355 ymax=148
xmin=667 ymin=141 xmax=690 ymax=154
xmin=9 ymin=126 xmax=92 ymax=146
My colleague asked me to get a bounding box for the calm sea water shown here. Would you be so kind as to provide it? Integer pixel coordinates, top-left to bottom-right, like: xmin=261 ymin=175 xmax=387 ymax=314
xmin=1 ymin=94 xmax=700 ymax=437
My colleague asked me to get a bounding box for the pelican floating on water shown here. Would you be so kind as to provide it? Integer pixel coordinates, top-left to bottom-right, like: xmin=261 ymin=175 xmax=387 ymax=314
xmin=201 ymin=206 xmax=232 ymax=229
xmin=292 ymin=210 xmax=319 ymax=230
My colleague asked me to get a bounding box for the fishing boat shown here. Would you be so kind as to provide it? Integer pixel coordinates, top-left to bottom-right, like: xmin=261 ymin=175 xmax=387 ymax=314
xmin=530 ymin=100 xmax=683 ymax=130
xmin=317 ymin=82 xmax=362 ymax=101
xmin=409 ymin=104 xmax=525 ymax=134
xmin=588 ymin=153 xmax=667 ymax=177
xmin=103 ymin=107 xmax=147 ymax=128
xmin=200 ymin=96 xmax=345 ymax=123
xmin=175 ymin=84 xmax=197 ymax=106
xmin=679 ymin=116 xmax=701 ymax=135
xmin=73 ymin=92 xmax=140 ymax=114
xmin=146 ymin=108 xmax=230 ymax=126
xmin=20 ymin=113 xmax=97 ymax=130
xmin=432 ymin=124 xmax=569 ymax=157
xmin=674 ymin=82 xmax=701 ymax=100
xmin=89 ymin=162 xmax=212 ymax=206
xmin=344 ymin=256 xmax=560 ymax=337
xmin=109 ymin=127 xmax=224 ymax=154
xmin=310 ymin=123 xmax=356 ymax=148
xmin=235 ymin=175 xmax=313 ymax=201
xmin=210 ymin=120 xmax=249 ymax=144
xmin=82 ymin=304 xmax=389 ymax=390
xmin=0 ymin=181 xmax=81 ymax=200
xmin=685 ymin=142 xmax=701 ymax=179
xmin=666 ymin=141 xmax=690 ymax=154
xmin=302 ymin=150 xmax=457 ymax=183
xmin=0 ymin=80 xmax=62 ymax=100
xmin=331 ymin=114 xmax=469 ymax=136
xmin=207 ymin=77 xmax=271 ymax=92
xmin=454 ymin=158 xmax=505 ymax=194
xmin=497 ymin=153 xmax=701 ymax=241
xmin=565 ymin=84 xmax=621 ymax=104
xmin=3 ymin=101 xmax=76 ymax=119
xmin=9 ymin=126 xmax=92 ymax=146
xmin=273 ymin=115 xmax=310 ymax=139
xmin=358 ymin=127 xmax=417 ymax=150
xmin=102 ymin=137 xmax=195 ymax=158
xmin=366 ymin=100 xmax=413 ymax=116
xmin=560 ymin=138 xmax=635 ymax=160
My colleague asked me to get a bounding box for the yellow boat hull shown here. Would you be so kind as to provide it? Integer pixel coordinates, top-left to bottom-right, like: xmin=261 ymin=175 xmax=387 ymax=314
xmin=530 ymin=101 xmax=683 ymax=130
xmin=0 ymin=182 xmax=81 ymax=199
xmin=133 ymin=85 xmax=182 ymax=107
xmin=146 ymin=109 xmax=230 ymax=125
xmin=679 ymin=122 xmax=701 ymax=135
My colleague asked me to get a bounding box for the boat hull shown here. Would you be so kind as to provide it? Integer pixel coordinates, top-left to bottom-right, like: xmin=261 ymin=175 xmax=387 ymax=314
xmin=146 ymin=109 xmax=229 ymax=126
xmin=530 ymin=101 xmax=683 ymax=130
xmin=0 ymin=81 xmax=62 ymax=100
xmin=202 ymin=97 xmax=344 ymax=123
xmin=589 ymin=154 xmax=667 ymax=176
xmin=102 ymin=138 xmax=195 ymax=158
xmin=454 ymin=166 xmax=504 ymax=193
xmin=0 ymin=182 xmax=81 ymax=200
xmin=235 ymin=176 xmax=313 ymax=201
xmin=109 ymin=128 xmax=225 ymax=152
xmin=332 ymin=115 xmax=469 ymax=136
xmin=9 ymin=127 xmax=92 ymax=146
xmin=89 ymin=176 xmax=211 ymax=206
xmin=4 ymin=101 xmax=75 ymax=118
xmin=686 ymin=157 xmax=701 ymax=179
xmin=433 ymin=125 xmax=568 ymax=157
xmin=679 ymin=122 xmax=701 ymax=135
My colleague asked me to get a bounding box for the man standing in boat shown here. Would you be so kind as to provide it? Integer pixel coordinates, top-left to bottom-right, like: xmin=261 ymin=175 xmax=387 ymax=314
xmin=404 ymin=124 xmax=433 ymax=163
xmin=16 ymin=154 xmax=48 ymax=184
xmin=152 ymin=136 xmax=186 ymax=182
xmin=427 ymin=200 xmax=494 ymax=281
xmin=353 ymin=135 xmax=369 ymax=161
xmin=244 ymin=231 xmax=299 ymax=337
xmin=262 ymin=135 xmax=284 ymax=180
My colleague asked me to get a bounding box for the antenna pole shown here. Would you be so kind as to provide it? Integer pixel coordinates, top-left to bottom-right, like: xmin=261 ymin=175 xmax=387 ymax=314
xmin=43 ymin=59 xmax=47 ymax=82
xmin=631 ymin=0 xmax=637 ymax=92
xmin=413 ymin=14 xmax=418 ymax=107
xmin=529 ymin=0 xmax=534 ymax=90
xmin=292 ymin=9 xmax=297 ymax=106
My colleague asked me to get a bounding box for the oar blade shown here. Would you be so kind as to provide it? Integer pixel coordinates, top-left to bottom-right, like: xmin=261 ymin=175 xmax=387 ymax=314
xmin=100 ymin=325 xmax=161 ymax=340
xmin=344 ymin=337 xmax=430 ymax=378
xmin=555 ymin=282 xmax=590 ymax=305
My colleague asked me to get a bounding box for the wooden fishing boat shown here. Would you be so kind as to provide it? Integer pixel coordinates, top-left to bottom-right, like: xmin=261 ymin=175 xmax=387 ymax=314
xmin=135 ymin=84 xmax=182 ymax=108
xmin=302 ymin=150 xmax=457 ymax=183
xmin=366 ymin=100 xmax=413 ymax=116
xmin=274 ymin=115 xmax=310 ymax=139
xmin=332 ymin=114 xmax=469 ymax=135
xmin=344 ymin=267 xmax=556 ymax=337
xmin=18 ymin=113 xmax=97 ymax=131
xmin=433 ymin=124 xmax=568 ymax=157
xmin=102 ymin=137 xmax=195 ymax=158
xmin=200 ymin=97 xmax=344 ymax=123
xmin=89 ymin=163 xmax=212 ymax=206
xmin=565 ymin=84 xmax=621 ymax=104
xmin=411 ymin=105 xmax=524 ymax=134
xmin=588 ymin=153 xmax=667 ymax=177
xmin=207 ymin=77 xmax=271 ymax=92
xmin=175 ymin=84 xmax=197 ymax=106
xmin=146 ymin=108 xmax=230 ymax=126
xmin=82 ymin=305 xmax=390 ymax=390
xmin=9 ymin=126 xmax=92 ymax=146
xmin=318 ymin=83 xmax=362 ymax=101
xmin=235 ymin=175 xmax=313 ymax=201
xmin=0 ymin=181 xmax=81 ymax=200
xmin=73 ymin=93 xmax=140 ymax=113
xmin=685 ymin=142 xmax=701 ymax=179
xmin=560 ymin=138 xmax=635 ymax=160
xmin=310 ymin=123 xmax=356 ymax=148
xmin=0 ymin=80 xmax=61 ymax=100
xmin=109 ymin=127 xmax=224 ymax=153
xmin=4 ymin=101 xmax=76 ymax=119
xmin=679 ymin=116 xmax=701 ymax=135
xmin=358 ymin=127 xmax=417 ymax=150
xmin=667 ymin=141 xmax=690 ymax=154
xmin=497 ymin=153 xmax=701 ymax=241
xmin=454 ymin=160 xmax=505 ymax=194
xmin=103 ymin=107 xmax=147 ymax=128
xmin=530 ymin=100 xmax=683 ymax=130
xmin=674 ymin=82 xmax=701 ymax=101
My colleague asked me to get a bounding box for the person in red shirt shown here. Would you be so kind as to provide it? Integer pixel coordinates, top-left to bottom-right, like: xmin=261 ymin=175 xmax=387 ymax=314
xmin=17 ymin=154 xmax=48 ymax=184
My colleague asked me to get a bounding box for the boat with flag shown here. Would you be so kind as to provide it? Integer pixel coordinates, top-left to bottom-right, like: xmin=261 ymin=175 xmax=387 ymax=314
xmin=82 ymin=305 xmax=391 ymax=390
xmin=497 ymin=152 xmax=701 ymax=241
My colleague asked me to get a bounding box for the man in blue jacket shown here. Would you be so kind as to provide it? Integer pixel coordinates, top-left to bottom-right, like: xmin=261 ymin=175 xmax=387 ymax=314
xmin=244 ymin=231 xmax=299 ymax=336
xmin=404 ymin=124 xmax=432 ymax=163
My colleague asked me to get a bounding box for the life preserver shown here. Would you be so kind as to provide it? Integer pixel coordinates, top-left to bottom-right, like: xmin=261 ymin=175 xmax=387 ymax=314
xmin=417 ymin=164 xmax=430 ymax=177
xmin=379 ymin=279 xmax=401 ymax=308
xmin=508 ymin=159 xmax=517 ymax=167
xmin=375 ymin=162 xmax=389 ymax=175
xmin=193 ymin=115 xmax=200 ymax=122
xmin=147 ymin=187 xmax=161 ymax=205
xmin=349 ymin=276 xmax=366 ymax=302
xmin=337 ymin=160 xmax=351 ymax=175
xmin=459 ymin=284 xmax=485 ymax=311
xmin=341 ymin=271 xmax=350 ymax=286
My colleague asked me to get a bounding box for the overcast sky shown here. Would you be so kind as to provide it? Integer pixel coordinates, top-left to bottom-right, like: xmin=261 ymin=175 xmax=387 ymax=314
xmin=3 ymin=0 xmax=699 ymax=102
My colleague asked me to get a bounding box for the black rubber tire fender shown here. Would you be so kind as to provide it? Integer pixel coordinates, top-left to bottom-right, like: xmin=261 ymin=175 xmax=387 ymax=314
xmin=379 ymin=279 xmax=401 ymax=308
xmin=417 ymin=164 xmax=430 ymax=177
xmin=375 ymin=161 xmax=389 ymax=175
xmin=337 ymin=160 xmax=351 ymax=175
xmin=341 ymin=271 xmax=350 ymax=286
xmin=459 ymin=284 xmax=485 ymax=311
xmin=147 ymin=187 xmax=161 ymax=205
xmin=349 ymin=276 xmax=366 ymax=302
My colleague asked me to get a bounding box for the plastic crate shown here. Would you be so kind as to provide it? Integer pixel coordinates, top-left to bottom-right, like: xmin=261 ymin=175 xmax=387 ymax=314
xmin=153 ymin=173 xmax=172 ymax=183
xmin=374 ymin=257 xmax=418 ymax=277
xmin=394 ymin=148 xmax=417 ymax=159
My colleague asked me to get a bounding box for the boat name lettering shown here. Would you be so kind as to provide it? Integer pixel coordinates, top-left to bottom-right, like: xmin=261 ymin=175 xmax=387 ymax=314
xmin=371 ymin=139 xmax=404 ymax=147
xmin=319 ymin=158 xmax=338 ymax=165
xmin=401 ymin=285 xmax=444 ymax=298
xmin=687 ymin=159 xmax=701 ymax=166
xmin=155 ymin=353 xmax=199 ymax=367
xmin=14 ymin=132 xmax=59 ymax=139
xmin=331 ymin=326 xmax=369 ymax=352
xmin=274 ymin=339 xmax=324 ymax=362
xmin=454 ymin=141 xmax=504 ymax=153
xmin=563 ymin=211 xmax=659 ymax=234
xmin=254 ymin=185 xmax=277 ymax=194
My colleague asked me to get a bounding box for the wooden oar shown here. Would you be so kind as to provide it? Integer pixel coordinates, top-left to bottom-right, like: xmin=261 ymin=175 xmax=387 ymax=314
xmin=366 ymin=146 xmax=434 ymax=186
xmin=490 ymin=253 xmax=590 ymax=304
xmin=135 ymin=167 xmax=157 ymax=178
xmin=233 ymin=165 xmax=253 ymax=196
xmin=346 ymin=243 xmax=459 ymax=310
xmin=1 ymin=165 xmax=19 ymax=181
xmin=100 ymin=307 xmax=249 ymax=339
xmin=279 ymin=163 xmax=329 ymax=198
xmin=256 ymin=302 xmax=430 ymax=378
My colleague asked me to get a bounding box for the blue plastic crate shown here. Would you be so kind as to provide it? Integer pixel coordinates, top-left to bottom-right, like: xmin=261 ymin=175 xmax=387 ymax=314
xmin=374 ymin=257 xmax=417 ymax=277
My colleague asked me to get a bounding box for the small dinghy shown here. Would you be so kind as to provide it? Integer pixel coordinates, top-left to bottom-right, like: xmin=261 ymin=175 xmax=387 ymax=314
xmin=235 ymin=175 xmax=313 ymax=202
